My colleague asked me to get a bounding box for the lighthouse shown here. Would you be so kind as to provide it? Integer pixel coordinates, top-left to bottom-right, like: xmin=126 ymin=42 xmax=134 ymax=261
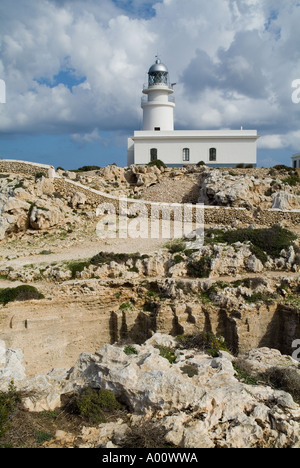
xmin=127 ymin=57 xmax=258 ymax=167
xmin=141 ymin=58 xmax=175 ymax=131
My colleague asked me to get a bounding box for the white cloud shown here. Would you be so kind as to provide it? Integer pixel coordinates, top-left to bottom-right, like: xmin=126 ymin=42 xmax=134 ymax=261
xmin=0 ymin=0 xmax=299 ymax=156
xmin=71 ymin=128 xmax=110 ymax=145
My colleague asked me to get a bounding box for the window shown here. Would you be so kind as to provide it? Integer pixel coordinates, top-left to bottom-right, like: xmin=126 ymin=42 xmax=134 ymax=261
xmin=209 ymin=148 xmax=217 ymax=162
xmin=150 ymin=148 xmax=158 ymax=161
xmin=154 ymin=127 xmax=161 ymax=131
xmin=183 ymin=148 xmax=190 ymax=162
xmin=294 ymin=160 xmax=298 ymax=169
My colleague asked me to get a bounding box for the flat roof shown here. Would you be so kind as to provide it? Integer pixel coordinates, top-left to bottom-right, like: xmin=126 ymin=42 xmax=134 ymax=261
xmin=132 ymin=130 xmax=259 ymax=140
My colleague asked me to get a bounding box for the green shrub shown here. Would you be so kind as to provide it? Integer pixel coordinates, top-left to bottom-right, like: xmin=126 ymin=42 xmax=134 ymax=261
xmin=187 ymin=256 xmax=212 ymax=278
xmin=177 ymin=332 xmax=230 ymax=357
xmin=147 ymin=159 xmax=166 ymax=169
xmin=66 ymin=260 xmax=90 ymax=279
xmin=249 ymin=244 xmax=268 ymax=265
xmin=0 ymin=285 xmax=44 ymax=306
xmin=39 ymin=250 xmax=52 ymax=255
xmin=206 ymin=225 xmax=296 ymax=260
xmin=242 ymin=291 xmax=278 ymax=305
xmin=157 ymin=345 xmax=177 ymax=364
xmin=75 ymin=166 xmax=101 ymax=172
xmin=180 ymin=364 xmax=199 ymax=378
xmin=264 ymin=367 xmax=300 ymax=404
xmin=35 ymin=172 xmax=45 ymax=180
xmin=34 ymin=430 xmax=53 ymax=444
xmin=173 ymin=255 xmax=185 ymax=265
xmin=164 ymin=239 xmax=186 ymax=254
xmin=91 ymin=252 xmax=149 ymax=266
xmin=73 ymin=387 xmax=122 ymax=424
xmin=0 ymin=382 xmax=20 ymax=442
xmin=233 ymin=360 xmax=258 ymax=385
xmin=119 ymin=302 xmax=134 ymax=311
xmin=282 ymin=173 xmax=300 ymax=187
xmin=124 ymin=345 xmax=138 ymax=355
xmin=273 ymin=165 xmax=294 ymax=172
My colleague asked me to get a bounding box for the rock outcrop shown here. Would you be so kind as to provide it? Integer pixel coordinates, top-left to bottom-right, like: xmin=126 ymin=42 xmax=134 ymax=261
xmin=1 ymin=334 xmax=300 ymax=448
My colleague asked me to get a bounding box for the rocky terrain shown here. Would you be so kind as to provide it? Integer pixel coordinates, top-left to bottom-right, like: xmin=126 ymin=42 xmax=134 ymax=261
xmin=0 ymin=161 xmax=300 ymax=448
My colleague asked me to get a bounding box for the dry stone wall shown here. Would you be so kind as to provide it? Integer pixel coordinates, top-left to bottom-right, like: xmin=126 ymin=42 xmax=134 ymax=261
xmin=0 ymin=159 xmax=55 ymax=178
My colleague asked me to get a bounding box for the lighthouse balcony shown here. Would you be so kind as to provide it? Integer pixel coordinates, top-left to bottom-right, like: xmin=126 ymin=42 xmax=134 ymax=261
xmin=141 ymin=95 xmax=175 ymax=106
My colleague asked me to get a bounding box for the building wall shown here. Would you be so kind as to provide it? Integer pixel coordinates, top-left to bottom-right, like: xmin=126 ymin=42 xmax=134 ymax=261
xmin=131 ymin=132 xmax=258 ymax=167
xmin=292 ymin=153 xmax=300 ymax=169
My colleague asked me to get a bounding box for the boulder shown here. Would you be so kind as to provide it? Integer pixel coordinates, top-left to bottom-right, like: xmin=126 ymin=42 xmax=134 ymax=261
xmin=271 ymin=191 xmax=300 ymax=210
xmin=71 ymin=192 xmax=87 ymax=209
xmin=29 ymin=202 xmax=64 ymax=230
xmin=0 ymin=341 xmax=26 ymax=390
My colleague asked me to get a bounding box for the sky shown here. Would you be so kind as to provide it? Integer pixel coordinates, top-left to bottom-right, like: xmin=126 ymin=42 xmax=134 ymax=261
xmin=0 ymin=0 xmax=300 ymax=169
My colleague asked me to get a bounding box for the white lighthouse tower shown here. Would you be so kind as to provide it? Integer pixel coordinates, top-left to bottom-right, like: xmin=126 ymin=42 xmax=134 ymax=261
xmin=141 ymin=57 xmax=175 ymax=131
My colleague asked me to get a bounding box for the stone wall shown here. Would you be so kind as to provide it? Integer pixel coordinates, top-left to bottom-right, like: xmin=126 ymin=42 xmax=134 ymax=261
xmin=0 ymin=159 xmax=55 ymax=179
xmin=54 ymin=177 xmax=300 ymax=227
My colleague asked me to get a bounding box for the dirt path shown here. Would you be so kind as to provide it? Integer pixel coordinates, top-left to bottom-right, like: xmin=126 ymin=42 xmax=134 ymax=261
xmin=1 ymin=236 xmax=169 ymax=269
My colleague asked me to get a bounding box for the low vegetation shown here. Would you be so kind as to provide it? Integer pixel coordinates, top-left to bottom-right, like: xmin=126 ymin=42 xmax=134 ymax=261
xmin=205 ymin=225 xmax=297 ymax=264
xmin=66 ymin=387 xmax=122 ymax=425
xmin=90 ymin=251 xmax=149 ymax=266
xmin=0 ymin=285 xmax=44 ymax=306
xmin=187 ymin=256 xmax=212 ymax=278
xmin=147 ymin=159 xmax=166 ymax=169
xmin=0 ymin=382 xmax=20 ymax=446
xmin=177 ymin=332 xmax=230 ymax=357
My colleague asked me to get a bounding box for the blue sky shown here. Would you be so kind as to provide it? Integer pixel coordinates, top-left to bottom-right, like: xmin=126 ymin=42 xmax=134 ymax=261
xmin=0 ymin=0 xmax=300 ymax=169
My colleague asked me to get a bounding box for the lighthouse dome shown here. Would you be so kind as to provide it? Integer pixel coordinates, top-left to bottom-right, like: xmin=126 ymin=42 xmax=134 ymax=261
xmin=148 ymin=58 xmax=168 ymax=74
xmin=148 ymin=58 xmax=169 ymax=87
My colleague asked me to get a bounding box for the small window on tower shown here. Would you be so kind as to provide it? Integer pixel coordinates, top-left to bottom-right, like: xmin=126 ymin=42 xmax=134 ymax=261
xmin=209 ymin=148 xmax=217 ymax=162
xmin=154 ymin=127 xmax=161 ymax=131
xmin=183 ymin=148 xmax=190 ymax=161
xmin=150 ymin=148 xmax=158 ymax=161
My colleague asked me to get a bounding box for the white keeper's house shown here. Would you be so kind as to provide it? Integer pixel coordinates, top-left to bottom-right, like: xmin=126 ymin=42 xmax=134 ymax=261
xmin=292 ymin=153 xmax=300 ymax=169
xmin=127 ymin=58 xmax=259 ymax=168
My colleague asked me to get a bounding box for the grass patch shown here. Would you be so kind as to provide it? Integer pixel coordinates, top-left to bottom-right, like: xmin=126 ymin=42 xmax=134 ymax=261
xmin=0 ymin=285 xmax=44 ymax=306
xmin=119 ymin=302 xmax=134 ymax=311
xmin=157 ymin=345 xmax=177 ymax=364
xmin=123 ymin=345 xmax=138 ymax=355
xmin=233 ymin=360 xmax=259 ymax=385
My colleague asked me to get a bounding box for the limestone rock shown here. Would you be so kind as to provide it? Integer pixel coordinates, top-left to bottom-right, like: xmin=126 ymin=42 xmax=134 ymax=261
xmin=71 ymin=192 xmax=87 ymax=209
xmin=3 ymin=334 xmax=300 ymax=448
xmin=272 ymin=191 xmax=300 ymax=210
xmin=0 ymin=341 xmax=26 ymax=389
xmin=29 ymin=201 xmax=64 ymax=230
